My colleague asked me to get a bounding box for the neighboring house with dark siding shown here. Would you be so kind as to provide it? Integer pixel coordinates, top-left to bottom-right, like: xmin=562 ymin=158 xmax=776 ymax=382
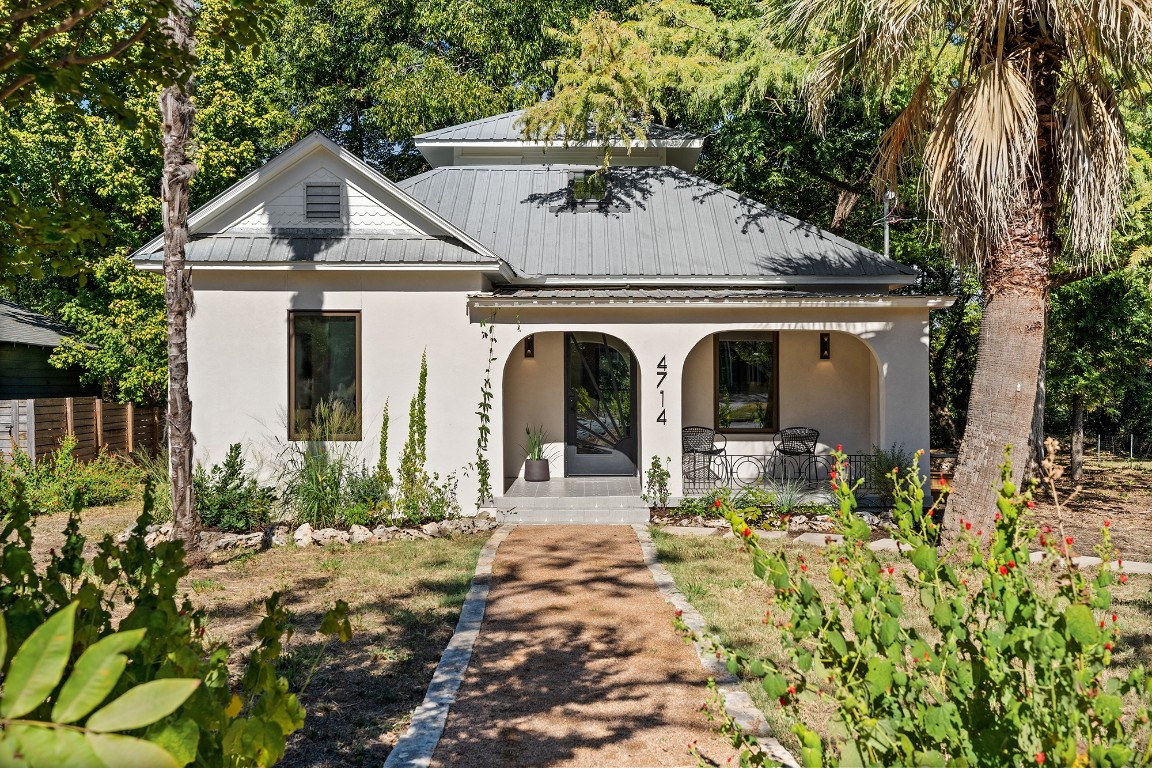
xmin=0 ymin=298 xmax=99 ymax=399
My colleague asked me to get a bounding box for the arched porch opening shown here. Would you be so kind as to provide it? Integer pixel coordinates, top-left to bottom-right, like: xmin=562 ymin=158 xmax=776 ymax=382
xmin=501 ymin=331 xmax=641 ymax=491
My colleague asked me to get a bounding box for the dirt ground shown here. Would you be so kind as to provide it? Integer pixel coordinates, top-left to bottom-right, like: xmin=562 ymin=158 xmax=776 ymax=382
xmin=1031 ymin=463 xmax=1152 ymax=562
xmin=430 ymin=525 xmax=738 ymax=768
xmin=26 ymin=504 xmax=488 ymax=768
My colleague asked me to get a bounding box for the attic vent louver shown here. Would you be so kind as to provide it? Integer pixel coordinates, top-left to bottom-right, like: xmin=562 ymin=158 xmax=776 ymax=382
xmin=305 ymin=183 xmax=342 ymax=220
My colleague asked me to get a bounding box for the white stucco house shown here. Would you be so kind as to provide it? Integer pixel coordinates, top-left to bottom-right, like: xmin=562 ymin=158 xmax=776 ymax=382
xmin=132 ymin=111 xmax=950 ymax=521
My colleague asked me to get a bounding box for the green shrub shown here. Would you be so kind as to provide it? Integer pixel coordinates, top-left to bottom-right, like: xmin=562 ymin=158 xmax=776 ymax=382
xmin=132 ymin=449 xmax=173 ymax=522
xmin=0 ymin=436 xmax=141 ymax=513
xmin=0 ymin=481 xmax=352 ymax=766
xmin=193 ymin=444 xmax=277 ymax=532
xmin=865 ymin=441 xmax=913 ymax=508
xmin=345 ymin=462 xmax=391 ymax=511
xmin=642 ymin=455 xmax=672 ymax=512
xmin=688 ymin=447 xmax=1152 ymax=767
xmin=675 ymin=488 xmax=730 ymax=518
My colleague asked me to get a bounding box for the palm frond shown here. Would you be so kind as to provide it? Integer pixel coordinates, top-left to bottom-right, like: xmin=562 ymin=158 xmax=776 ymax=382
xmin=924 ymin=59 xmax=1037 ymax=263
xmin=1056 ymin=71 xmax=1130 ymax=262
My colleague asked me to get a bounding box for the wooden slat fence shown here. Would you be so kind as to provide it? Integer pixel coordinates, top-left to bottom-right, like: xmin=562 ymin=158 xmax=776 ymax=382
xmin=1 ymin=397 xmax=163 ymax=465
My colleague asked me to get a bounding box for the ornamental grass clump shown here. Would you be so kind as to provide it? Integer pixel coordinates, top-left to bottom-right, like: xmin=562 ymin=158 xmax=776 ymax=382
xmin=683 ymin=446 xmax=1150 ymax=767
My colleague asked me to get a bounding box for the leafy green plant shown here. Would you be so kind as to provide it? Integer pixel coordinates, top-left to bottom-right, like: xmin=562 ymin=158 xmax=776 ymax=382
xmin=338 ymin=502 xmax=377 ymax=528
xmin=685 ymin=447 xmax=1152 ymax=767
xmin=0 ymin=435 xmax=142 ymax=513
xmin=474 ymin=316 xmax=497 ymax=508
xmin=642 ymin=455 xmax=672 ymax=512
xmin=0 ymin=480 xmax=352 ymax=767
xmin=522 ymin=424 xmax=549 ymax=461
xmin=0 ymin=605 xmax=200 ymax=766
xmin=762 ymin=475 xmax=808 ymax=516
xmin=193 ymin=443 xmax=276 ymax=532
xmin=675 ymin=488 xmax=731 ymax=519
xmin=865 ymin=442 xmax=913 ymax=509
xmin=376 ymin=399 xmax=393 ymax=489
xmin=132 ymin=449 xmax=173 ymax=523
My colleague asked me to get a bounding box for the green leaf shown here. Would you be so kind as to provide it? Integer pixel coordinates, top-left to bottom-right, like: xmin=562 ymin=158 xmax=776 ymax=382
xmin=85 ymin=733 xmax=181 ymax=768
xmin=1063 ymin=604 xmax=1099 ymax=647
xmin=1 ymin=603 xmax=77 ymax=719
xmin=53 ymin=629 xmax=145 ymax=724
xmin=1095 ymin=693 xmax=1123 ymax=724
xmin=910 ymin=544 xmax=937 ymax=573
xmin=865 ymin=658 xmax=893 ymax=698
xmin=762 ymin=670 xmax=788 ymax=698
xmin=145 ymin=718 xmax=199 ymax=767
xmin=86 ymin=679 xmax=200 ymax=733
xmin=5 ymin=724 xmax=101 ymax=768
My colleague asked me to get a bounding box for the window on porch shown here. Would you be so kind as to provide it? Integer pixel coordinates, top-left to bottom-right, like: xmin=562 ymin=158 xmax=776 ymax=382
xmin=715 ymin=332 xmax=778 ymax=432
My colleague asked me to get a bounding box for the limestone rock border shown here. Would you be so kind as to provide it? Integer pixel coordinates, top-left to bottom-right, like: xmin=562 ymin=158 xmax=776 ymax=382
xmin=383 ymin=525 xmax=513 ymax=768
xmin=632 ymin=524 xmax=801 ymax=768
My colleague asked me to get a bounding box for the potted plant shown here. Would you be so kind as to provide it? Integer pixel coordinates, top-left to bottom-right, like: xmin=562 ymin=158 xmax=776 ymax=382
xmin=523 ymin=424 xmax=550 ymax=482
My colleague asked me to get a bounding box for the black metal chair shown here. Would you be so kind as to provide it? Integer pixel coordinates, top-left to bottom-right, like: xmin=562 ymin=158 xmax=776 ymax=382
xmin=682 ymin=426 xmax=728 ymax=489
xmin=771 ymin=427 xmax=819 ymax=482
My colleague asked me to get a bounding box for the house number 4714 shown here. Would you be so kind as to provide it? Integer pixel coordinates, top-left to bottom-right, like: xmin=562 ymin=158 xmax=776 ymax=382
xmin=656 ymin=356 xmax=667 ymax=424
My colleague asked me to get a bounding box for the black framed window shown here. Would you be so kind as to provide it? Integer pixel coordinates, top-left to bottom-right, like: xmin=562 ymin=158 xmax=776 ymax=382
xmin=715 ymin=332 xmax=778 ymax=432
xmin=289 ymin=311 xmax=361 ymax=440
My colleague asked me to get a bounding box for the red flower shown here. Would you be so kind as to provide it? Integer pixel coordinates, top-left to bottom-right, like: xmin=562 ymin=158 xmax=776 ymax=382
xmin=887 ymin=567 xmax=894 ymax=575
xmin=675 ymin=609 xmax=683 ymax=618
xmin=742 ymin=527 xmax=751 ymax=538
xmin=976 ymin=530 xmax=983 ymax=537
xmin=835 ymin=444 xmax=842 ymax=452
xmin=1105 ymin=642 xmax=1113 ymax=651
xmin=965 ymin=522 xmax=972 ymax=531
xmin=995 ymin=512 xmax=1001 ymax=521
xmin=1007 ymin=560 xmax=1015 ymax=569
xmin=1120 ymin=574 xmax=1128 ymax=584
xmin=1112 ymin=614 xmax=1118 ymax=623
xmin=800 ymin=564 xmax=808 ymax=572
xmin=1025 ymin=500 xmax=1035 ymax=508
xmin=1036 ymin=752 xmax=1045 ymax=765
xmin=787 ymin=685 xmax=796 ymax=695
xmin=1066 ymin=537 xmax=1074 ymax=545
xmin=830 ymin=470 xmax=837 ymax=479
xmin=999 ymin=566 xmax=1008 ymax=575
xmin=1104 ymin=520 xmax=1111 ymax=528
xmin=713 ymin=499 xmax=723 ymax=509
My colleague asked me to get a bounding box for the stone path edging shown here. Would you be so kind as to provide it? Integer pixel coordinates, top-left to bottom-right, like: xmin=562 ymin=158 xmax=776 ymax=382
xmin=631 ymin=524 xmax=802 ymax=768
xmin=383 ymin=525 xmax=513 ymax=768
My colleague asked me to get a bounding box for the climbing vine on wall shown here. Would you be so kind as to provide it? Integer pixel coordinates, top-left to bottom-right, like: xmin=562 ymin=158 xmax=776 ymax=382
xmin=474 ymin=315 xmax=497 ymax=508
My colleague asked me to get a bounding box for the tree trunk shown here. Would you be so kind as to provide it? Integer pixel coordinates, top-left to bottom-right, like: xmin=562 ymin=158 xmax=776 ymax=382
xmin=942 ymin=16 xmax=1061 ymax=548
xmin=1070 ymin=392 xmax=1084 ymax=483
xmin=159 ymin=3 xmax=200 ymax=547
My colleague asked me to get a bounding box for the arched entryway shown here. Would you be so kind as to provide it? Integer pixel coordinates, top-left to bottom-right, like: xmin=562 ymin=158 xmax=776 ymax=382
xmin=502 ymin=331 xmax=640 ymax=485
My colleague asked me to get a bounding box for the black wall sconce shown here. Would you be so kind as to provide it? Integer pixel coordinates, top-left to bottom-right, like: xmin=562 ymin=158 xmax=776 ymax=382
xmin=524 ymin=334 xmax=535 ymax=358
xmin=819 ymin=333 xmax=831 ymax=360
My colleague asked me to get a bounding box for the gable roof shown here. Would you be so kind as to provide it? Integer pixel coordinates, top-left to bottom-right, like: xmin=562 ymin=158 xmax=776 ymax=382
xmin=414 ymin=109 xmax=702 ymax=146
xmin=0 ymin=299 xmax=74 ymax=348
xmin=131 ymin=133 xmax=506 ymax=271
xmin=398 ymin=165 xmax=917 ymax=287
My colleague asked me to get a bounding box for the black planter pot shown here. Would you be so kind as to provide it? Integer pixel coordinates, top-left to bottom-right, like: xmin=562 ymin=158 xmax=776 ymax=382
xmin=524 ymin=459 xmax=550 ymax=482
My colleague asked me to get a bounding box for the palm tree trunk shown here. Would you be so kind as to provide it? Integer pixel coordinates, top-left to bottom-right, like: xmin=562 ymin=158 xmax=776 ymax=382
xmin=943 ymin=17 xmax=1061 ymax=548
xmin=1070 ymin=392 xmax=1084 ymax=483
xmin=159 ymin=1 xmax=200 ymax=546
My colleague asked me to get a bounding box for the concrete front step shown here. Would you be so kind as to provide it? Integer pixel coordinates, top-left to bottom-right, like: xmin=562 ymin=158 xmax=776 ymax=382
xmin=495 ymin=506 xmax=651 ymax=525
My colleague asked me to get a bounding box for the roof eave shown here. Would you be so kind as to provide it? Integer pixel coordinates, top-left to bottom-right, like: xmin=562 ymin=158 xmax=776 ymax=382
xmin=467 ymin=294 xmax=956 ymax=310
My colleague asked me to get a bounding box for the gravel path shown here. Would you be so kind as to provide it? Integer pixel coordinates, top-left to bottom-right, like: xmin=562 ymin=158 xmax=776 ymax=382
xmin=429 ymin=525 xmax=738 ymax=768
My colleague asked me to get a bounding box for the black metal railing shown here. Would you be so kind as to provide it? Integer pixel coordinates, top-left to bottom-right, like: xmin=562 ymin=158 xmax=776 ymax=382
xmin=682 ymin=452 xmax=873 ymax=498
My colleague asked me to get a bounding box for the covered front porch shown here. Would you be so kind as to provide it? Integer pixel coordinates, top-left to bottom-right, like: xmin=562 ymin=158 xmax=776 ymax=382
xmin=474 ymin=287 xmax=936 ymax=507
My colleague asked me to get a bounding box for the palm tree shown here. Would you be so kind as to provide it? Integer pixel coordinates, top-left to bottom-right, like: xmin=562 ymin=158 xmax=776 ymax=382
xmin=774 ymin=0 xmax=1151 ymax=540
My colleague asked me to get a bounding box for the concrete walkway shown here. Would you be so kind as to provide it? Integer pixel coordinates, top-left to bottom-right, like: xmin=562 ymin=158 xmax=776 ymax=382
xmin=391 ymin=525 xmax=752 ymax=767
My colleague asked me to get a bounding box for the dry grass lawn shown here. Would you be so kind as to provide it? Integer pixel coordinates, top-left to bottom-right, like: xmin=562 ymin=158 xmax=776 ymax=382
xmin=27 ymin=502 xmax=488 ymax=768
xmin=651 ymin=528 xmax=1152 ymax=756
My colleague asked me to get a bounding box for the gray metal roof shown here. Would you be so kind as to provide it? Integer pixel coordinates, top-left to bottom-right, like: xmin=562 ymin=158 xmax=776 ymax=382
xmin=414 ymin=110 xmax=701 ymax=144
xmin=481 ymin=287 xmax=887 ymax=300
xmin=0 ymin=299 xmax=73 ymax=347
xmin=398 ymin=165 xmax=917 ymax=282
xmin=134 ymin=234 xmax=493 ymax=265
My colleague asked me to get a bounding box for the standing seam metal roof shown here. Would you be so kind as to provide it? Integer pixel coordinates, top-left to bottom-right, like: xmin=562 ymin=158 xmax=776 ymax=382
xmin=413 ymin=109 xmax=702 ymax=144
xmin=397 ymin=165 xmax=917 ymax=280
xmin=133 ymin=234 xmax=492 ymax=265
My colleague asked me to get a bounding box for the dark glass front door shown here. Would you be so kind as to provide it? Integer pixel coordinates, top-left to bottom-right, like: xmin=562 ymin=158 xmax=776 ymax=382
xmin=564 ymin=332 xmax=638 ymax=476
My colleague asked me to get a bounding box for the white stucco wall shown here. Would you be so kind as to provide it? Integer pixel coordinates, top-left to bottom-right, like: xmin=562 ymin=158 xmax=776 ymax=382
xmin=501 ymin=333 xmax=566 ymax=480
xmin=187 ymin=268 xmax=492 ymax=508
